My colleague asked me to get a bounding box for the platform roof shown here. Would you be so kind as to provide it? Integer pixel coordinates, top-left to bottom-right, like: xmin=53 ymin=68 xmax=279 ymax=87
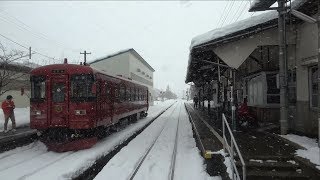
xmin=185 ymin=0 xmax=316 ymax=84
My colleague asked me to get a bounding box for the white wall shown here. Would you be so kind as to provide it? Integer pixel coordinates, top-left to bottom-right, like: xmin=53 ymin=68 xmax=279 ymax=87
xmin=0 ymin=90 xmax=30 ymax=108
xmin=90 ymin=52 xmax=130 ymax=78
xmin=296 ymin=15 xmax=318 ymax=101
xmin=128 ymin=53 xmax=153 ymax=86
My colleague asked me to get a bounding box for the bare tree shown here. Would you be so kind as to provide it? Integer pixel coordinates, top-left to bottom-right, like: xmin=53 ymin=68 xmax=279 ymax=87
xmin=0 ymin=42 xmax=32 ymax=96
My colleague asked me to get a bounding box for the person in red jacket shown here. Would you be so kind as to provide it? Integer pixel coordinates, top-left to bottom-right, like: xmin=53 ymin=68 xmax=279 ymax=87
xmin=1 ymin=95 xmax=16 ymax=133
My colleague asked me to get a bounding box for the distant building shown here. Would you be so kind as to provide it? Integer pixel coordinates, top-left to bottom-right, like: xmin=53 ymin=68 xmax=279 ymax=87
xmin=90 ymin=48 xmax=155 ymax=105
xmin=0 ymin=63 xmax=32 ymax=108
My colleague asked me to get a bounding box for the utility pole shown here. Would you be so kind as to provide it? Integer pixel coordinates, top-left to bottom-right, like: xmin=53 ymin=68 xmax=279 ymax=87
xmin=317 ymin=0 xmax=320 ymax=148
xmin=29 ymin=47 xmax=32 ymax=59
xmin=80 ymin=50 xmax=91 ymax=65
xmin=278 ymin=0 xmax=288 ymax=135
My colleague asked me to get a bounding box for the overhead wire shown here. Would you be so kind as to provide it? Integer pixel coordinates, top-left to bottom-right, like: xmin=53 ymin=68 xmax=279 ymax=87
xmin=234 ymin=1 xmax=251 ymax=23
xmin=220 ymin=0 xmax=236 ymax=27
xmin=0 ymin=33 xmax=58 ymax=62
xmin=229 ymin=0 xmax=245 ymax=24
xmin=0 ymin=9 xmax=81 ymax=53
xmin=217 ymin=0 xmax=231 ymax=27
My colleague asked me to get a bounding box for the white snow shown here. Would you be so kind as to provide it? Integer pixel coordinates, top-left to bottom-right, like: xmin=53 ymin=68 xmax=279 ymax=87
xmin=0 ymin=107 xmax=30 ymax=130
xmin=266 ymin=160 xmax=277 ymax=163
xmin=281 ymin=134 xmax=320 ymax=170
xmin=0 ymin=100 xmax=175 ymax=180
xmin=250 ymin=159 xmax=263 ymax=163
xmin=95 ymin=101 xmax=219 ymax=180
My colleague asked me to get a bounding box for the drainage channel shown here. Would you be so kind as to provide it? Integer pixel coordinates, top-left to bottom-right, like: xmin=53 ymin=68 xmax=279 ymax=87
xmin=74 ymin=102 xmax=176 ymax=180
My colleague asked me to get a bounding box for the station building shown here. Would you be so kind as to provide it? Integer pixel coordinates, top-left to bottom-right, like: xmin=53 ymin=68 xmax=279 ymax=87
xmin=90 ymin=48 xmax=155 ymax=105
xmin=185 ymin=0 xmax=319 ymax=136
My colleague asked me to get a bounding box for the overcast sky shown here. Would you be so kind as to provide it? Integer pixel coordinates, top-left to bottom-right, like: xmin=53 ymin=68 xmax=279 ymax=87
xmin=0 ymin=1 xmax=256 ymax=96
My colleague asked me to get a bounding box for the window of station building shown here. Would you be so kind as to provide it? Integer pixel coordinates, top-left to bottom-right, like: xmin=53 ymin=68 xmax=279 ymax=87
xmin=310 ymin=66 xmax=318 ymax=108
xmin=288 ymin=69 xmax=297 ymax=104
xmin=266 ymin=73 xmax=280 ymax=104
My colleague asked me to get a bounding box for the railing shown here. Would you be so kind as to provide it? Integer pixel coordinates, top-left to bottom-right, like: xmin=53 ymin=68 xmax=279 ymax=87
xmin=222 ymin=113 xmax=246 ymax=180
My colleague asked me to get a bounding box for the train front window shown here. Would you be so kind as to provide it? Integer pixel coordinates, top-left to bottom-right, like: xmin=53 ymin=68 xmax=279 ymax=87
xmin=30 ymin=76 xmax=46 ymax=101
xmin=52 ymin=83 xmax=65 ymax=103
xmin=71 ymin=74 xmax=96 ymax=101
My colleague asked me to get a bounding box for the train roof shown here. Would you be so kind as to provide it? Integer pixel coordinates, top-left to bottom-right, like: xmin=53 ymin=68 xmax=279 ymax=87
xmin=31 ymin=63 xmax=148 ymax=89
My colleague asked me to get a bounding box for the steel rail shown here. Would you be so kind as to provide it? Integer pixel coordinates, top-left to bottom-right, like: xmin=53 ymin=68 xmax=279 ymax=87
xmin=184 ymin=103 xmax=205 ymax=156
xmin=168 ymin=104 xmax=182 ymax=180
xmin=128 ymin=103 xmax=179 ymax=180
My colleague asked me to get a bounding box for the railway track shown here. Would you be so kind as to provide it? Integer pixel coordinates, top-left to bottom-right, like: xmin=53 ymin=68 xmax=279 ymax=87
xmin=0 ymin=102 xmax=176 ymax=180
xmin=128 ymin=104 xmax=181 ymax=180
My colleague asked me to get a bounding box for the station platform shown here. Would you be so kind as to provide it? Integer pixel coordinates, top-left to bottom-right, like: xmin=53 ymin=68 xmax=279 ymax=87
xmin=185 ymin=102 xmax=320 ymax=180
xmin=0 ymin=126 xmax=37 ymax=153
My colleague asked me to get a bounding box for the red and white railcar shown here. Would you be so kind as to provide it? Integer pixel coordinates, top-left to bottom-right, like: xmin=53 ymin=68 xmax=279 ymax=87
xmin=30 ymin=59 xmax=148 ymax=151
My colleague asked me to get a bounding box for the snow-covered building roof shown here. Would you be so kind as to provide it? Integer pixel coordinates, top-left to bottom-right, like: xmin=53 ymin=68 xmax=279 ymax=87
xmin=186 ymin=0 xmax=313 ymax=84
xmin=190 ymin=0 xmax=308 ymax=50
xmin=90 ymin=48 xmax=155 ymax=72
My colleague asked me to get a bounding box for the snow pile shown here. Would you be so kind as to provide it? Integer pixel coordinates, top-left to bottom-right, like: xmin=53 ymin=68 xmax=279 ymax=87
xmin=281 ymin=134 xmax=320 ymax=170
xmin=0 ymin=107 xmax=30 ymax=130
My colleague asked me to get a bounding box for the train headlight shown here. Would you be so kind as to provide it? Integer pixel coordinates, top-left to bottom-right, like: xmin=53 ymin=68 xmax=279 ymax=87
xmin=75 ymin=110 xmax=86 ymax=115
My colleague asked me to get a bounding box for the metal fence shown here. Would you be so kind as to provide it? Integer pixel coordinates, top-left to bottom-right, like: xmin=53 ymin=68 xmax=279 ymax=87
xmin=222 ymin=113 xmax=246 ymax=180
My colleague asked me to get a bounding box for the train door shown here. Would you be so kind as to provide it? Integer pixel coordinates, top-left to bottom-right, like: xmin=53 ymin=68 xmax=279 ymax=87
xmin=96 ymin=79 xmax=102 ymax=123
xmin=104 ymin=81 xmax=112 ymax=125
xmin=49 ymin=75 xmax=69 ymax=127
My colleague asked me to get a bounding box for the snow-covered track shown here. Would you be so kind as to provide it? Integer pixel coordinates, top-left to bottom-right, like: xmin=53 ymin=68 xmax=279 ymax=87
xmin=128 ymin=104 xmax=180 ymax=180
xmin=0 ymin=101 xmax=176 ymax=180
xmin=75 ymin=101 xmax=176 ymax=180
xmin=94 ymin=101 xmax=215 ymax=180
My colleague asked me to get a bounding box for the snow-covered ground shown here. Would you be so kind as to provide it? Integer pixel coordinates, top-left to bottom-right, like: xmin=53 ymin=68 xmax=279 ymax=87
xmin=0 ymin=100 xmax=175 ymax=180
xmin=0 ymin=107 xmax=30 ymax=130
xmin=95 ymin=101 xmax=219 ymax=180
xmin=281 ymin=134 xmax=320 ymax=170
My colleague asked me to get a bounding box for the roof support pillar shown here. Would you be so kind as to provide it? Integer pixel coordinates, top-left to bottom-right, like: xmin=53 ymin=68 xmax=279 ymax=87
xmin=317 ymin=0 xmax=320 ymax=148
xmin=278 ymin=0 xmax=288 ymax=135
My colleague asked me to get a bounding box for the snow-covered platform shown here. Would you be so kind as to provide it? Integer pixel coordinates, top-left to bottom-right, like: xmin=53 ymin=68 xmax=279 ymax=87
xmin=185 ymin=102 xmax=320 ymax=180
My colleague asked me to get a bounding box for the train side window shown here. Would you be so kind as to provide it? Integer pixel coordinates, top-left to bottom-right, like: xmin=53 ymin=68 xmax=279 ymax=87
xmin=115 ymin=84 xmax=120 ymax=101
xmin=105 ymin=82 xmax=111 ymax=97
xmin=126 ymin=86 xmax=131 ymax=101
xmin=120 ymin=84 xmax=126 ymax=102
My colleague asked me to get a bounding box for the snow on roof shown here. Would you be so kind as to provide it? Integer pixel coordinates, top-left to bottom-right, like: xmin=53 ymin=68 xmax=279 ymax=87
xmin=89 ymin=48 xmax=132 ymax=64
xmin=90 ymin=48 xmax=155 ymax=72
xmin=190 ymin=0 xmax=307 ymax=49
